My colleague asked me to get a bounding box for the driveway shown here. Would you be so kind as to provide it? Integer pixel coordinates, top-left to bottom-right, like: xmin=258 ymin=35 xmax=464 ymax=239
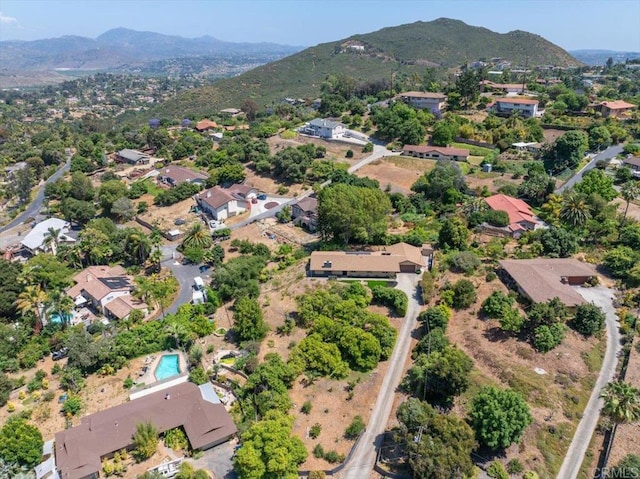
xmin=340 ymin=273 xmax=422 ymax=479
xmin=187 ymin=440 xmax=237 ymax=479
xmin=556 ymin=286 xmax=622 ymax=479
xmin=160 ymin=244 xmax=209 ymax=315
xmin=555 ymin=144 xmax=624 ymax=194
xmin=0 ymin=155 xmax=71 ymax=233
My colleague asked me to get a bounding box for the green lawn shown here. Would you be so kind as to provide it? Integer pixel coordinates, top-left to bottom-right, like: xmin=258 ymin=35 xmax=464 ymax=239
xmin=451 ymin=142 xmax=495 ymax=158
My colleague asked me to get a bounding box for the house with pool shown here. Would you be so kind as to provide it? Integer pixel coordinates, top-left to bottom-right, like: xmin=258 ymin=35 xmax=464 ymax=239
xmin=49 ymin=381 xmax=237 ymax=479
xmin=66 ymin=265 xmax=149 ymax=322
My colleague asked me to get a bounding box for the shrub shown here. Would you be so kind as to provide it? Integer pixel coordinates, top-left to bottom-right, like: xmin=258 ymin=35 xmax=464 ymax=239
xmin=484 ymin=210 xmax=510 ymax=227
xmin=42 ymin=391 xmax=55 ymax=402
xmin=533 ymin=323 xmax=566 ymax=353
xmin=324 ymin=450 xmax=345 ymax=464
xmin=61 ymin=395 xmax=83 ymax=416
xmin=450 ymin=251 xmax=481 ymax=275
xmin=313 ymin=444 xmax=325 ymax=458
xmin=345 ymin=149 xmax=354 ymax=158
xmin=450 ymin=279 xmax=477 ymax=309
xmin=164 ymin=427 xmax=188 ymax=450
xmin=485 ymin=271 xmax=497 ymax=282
xmin=481 ymin=291 xmax=514 ymax=319
xmin=301 ymin=401 xmax=312 ymax=415
xmin=344 ymin=415 xmax=365 ymax=439
xmin=573 ymin=303 xmax=606 ymax=336
xmin=309 ymin=423 xmax=322 ymax=439
xmin=132 ymin=422 xmax=159 ymax=461
xmin=370 ymin=286 xmax=408 ymax=316
xmin=188 ymin=366 xmax=209 ymax=385
xmin=487 ymin=461 xmax=509 ymax=479
xmin=418 ymin=305 xmax=451 ymax=330
xmin=523 ymin=472 xmax=539 ymax=479
xmin=123 ymin=377 xmax=134 ymax=389
xmin=507 ymin=458 xmax=524 ymax=474
xmin=420 ymin=271 xmax=435 ymax=303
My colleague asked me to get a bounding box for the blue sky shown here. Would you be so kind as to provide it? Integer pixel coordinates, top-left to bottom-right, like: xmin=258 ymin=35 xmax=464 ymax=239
xmin=1 ymin=0 xmax=639 ymax=51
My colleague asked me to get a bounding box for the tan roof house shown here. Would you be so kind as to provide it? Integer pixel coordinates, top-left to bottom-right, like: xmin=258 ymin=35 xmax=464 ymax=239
xmin=195 ymin=119 xmax=219 ymax=131
xmin=66 ymin=266 xmax=147 ymax=321
xmin=158 ymin=165 xmax=208 ymax=187
xmin=597 ymin=100 xmax=636 ymax=118
xmin=196 ymin=184 xmax=258 ymax=221
xmin=402 ymin=145 xmax=470 ymax=161
xmin=498 ymin=258 xmax=596 ymax=308
xmin=399 ymin=91 xmax=447 ymax=112
xmin=309 ymin=242 xmax=430 ymax=278
xmin=53 ymin=382 xmax=237 ymax=479
xmin=292 ymin=197 xmax=318 ymax=231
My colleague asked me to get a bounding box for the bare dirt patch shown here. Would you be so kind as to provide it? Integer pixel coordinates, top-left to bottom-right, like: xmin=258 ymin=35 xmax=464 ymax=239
xmin=356 ymin=156 xmax=436 ymax=193
xmin=137 ymin=195 xmax=199 ymax=232
xmin=465 ymin=172 xmax=522 ymax=194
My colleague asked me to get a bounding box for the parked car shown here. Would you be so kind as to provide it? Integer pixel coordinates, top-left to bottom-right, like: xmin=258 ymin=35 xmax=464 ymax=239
xmin=52 ymin=347 xmax=68 ymax=361
xmin=209 ymin=219 xmax=221 ymax=228
xmin=199 ymin=265 xmax=210 ymax=273
xmin=257 ymin=194 xmax=267 ymax=200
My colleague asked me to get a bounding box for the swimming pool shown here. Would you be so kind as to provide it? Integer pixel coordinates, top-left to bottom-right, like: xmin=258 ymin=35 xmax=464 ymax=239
xmin=49 ymin=312 xmax=72 ymax=324
xmin=154 ymin=354 xmax=181 ymax=381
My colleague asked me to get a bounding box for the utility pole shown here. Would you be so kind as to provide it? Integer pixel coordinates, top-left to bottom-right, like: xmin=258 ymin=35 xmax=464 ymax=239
xmin=522 ymin=57 xmax=529 ymax=93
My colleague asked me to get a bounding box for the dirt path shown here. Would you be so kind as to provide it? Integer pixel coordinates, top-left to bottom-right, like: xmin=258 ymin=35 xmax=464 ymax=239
xmin=339 ymin=273 xmax=421 ymax=479
xmin=556 ymin=286 xmax=621 ymax=479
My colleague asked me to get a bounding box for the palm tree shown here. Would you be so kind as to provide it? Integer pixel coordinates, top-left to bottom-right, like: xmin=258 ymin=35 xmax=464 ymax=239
xmin=182 ymin=223 xmax=212 ymax=250
xmin=15 ymin=285 xmax=48 ymax=332
xmin=48 ymin=289 xmax=75 ymax=327
xmin=132 ymin=421 xmax=159 ymax=461
xmin=125 ymin=231 xmax=151 ymax=265
xmin=42 ymin=227 xmax=61 ymax=255
xmin=560 ymin=192 xmax=591 ymax=228
xmin=620 ymin=181 xmax=640 ymax=226
xmin=601 ymin=380 xmax=640 ymax=425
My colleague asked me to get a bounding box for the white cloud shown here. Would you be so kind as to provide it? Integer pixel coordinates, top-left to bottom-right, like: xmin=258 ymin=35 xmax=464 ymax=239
xmin=0 ymin=12 xmax=17 ymax=24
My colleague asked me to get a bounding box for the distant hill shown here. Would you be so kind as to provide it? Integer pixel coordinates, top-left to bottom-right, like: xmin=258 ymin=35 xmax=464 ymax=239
xmin=0 ymin=28 xmax=303 ymax=72
xmin=570 ymin=49 xmax=640 ymax=66
xmin=149 ymin=18 xmax=582 ymax=118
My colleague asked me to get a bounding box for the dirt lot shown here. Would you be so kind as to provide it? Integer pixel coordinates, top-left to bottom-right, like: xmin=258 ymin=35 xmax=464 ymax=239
xmin=429 ymin=263 xmax=606 ymax=478
xmin=135 ymin=195 xmax=199 ymax=233
xmin=253 ymin=266 xmax=405 ymax=471
xmin=465 ymin=171 xmax=523 ymax=194
xmin=356 ymin=156 xmax=437 ymax=193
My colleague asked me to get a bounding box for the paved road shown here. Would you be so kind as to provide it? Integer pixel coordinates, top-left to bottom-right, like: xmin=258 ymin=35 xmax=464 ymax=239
xmin=340 ymin=273 xmax=421 ymax=479
xmin=162 ymin=140 xmax=395 ymax=316
xmin=555 ymin=144 xmax=624 ymax=194
xmin=0 ymin=155 xmax=71 ymax=234
xmin=556 ymin=286 xmax=622 ymax=479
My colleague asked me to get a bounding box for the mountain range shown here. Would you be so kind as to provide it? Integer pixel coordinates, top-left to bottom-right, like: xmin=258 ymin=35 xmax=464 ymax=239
xmin=147 ymin=18 xmax=582 ymax=118
xmin=569 ymin=49 xmax=640 ymax=66
xmin=0 ymin=28 xmax=303 ymax=72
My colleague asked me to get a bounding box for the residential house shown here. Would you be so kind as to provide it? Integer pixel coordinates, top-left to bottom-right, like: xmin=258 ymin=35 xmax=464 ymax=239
xmin=484 ymin=194 xmax=544 ymax=236
xmin=498 ymin=258 xmax=596 ymax=308
xmin=596 ymin=100 xmax=636 ymax=118
xmin=292 ymin=197 xmax=318 ymax=231
xmin=402 ymin=145 xmax=470 ymax=161
xmin=302 ymin=119 xmax=346 ymax=139
xmin=195 ymin=119 xmax=219 ymax=131
xmin=512 ymin=142 xmax=544 ymax=155
xmin=53 ymin=382 xmax=237 ymax=479
xmin=309 ymin=242 xmax=430 ymax=278
xmin=158 ymin=165 xmax=208 ymax=187
xmin=480 ymin=80 xmax=525 ymax=93
xmin=622 ymin=156 xmax=640 ymax=178
xmin=219 ymin=108 xmax=242 ymax=116
xmin=115 ymin=149 xmax=150 ymax=165
xmin=399 ymin=91 xmax=447 ymax=113
xmin=3 ymin=161 xmax=28 ymax=180
xmin=196 ymin=184 xmax=258 ymax=221
xmin=489 ymin=98 xmax=539 ymax=118
xmin=21 ymin=218 xmax=75 ymax=255
xmin=66 ymin=265 xmax=147 ymax=321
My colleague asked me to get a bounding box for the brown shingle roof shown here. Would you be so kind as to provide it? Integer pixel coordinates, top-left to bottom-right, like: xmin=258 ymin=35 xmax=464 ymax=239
xmin=160 ymin=165 xmax=208 ymax=184
xmin=400 ymin=91 xmax=446 ymax=99
xmin=499 ymin=258 xmax=596 ymax=307
xmin=403 ymin=145 xmax=470 ymax=157
xmin=55 ymin=382 xmax=237 ymax=479
xmin=67 ymin=266 xmax=131 ymax=302
xmin=197 ymin=186 xmax=235 ymax=209
xmin=601 ymin=100 xmax=636 ymax=110
xmin=623 ymin=156 xmax=640 ymax=168
xmin=294 ymin=197 xmax=318 ymax=214
xmin=309 ymin=242 xmax=424 ymax=274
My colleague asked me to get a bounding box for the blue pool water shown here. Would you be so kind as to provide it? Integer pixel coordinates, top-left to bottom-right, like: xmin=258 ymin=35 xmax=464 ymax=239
xmin=49 ymin=312 xmax=72 ymax=324
xmin=154 ymin=354 xmax=181 ymax=381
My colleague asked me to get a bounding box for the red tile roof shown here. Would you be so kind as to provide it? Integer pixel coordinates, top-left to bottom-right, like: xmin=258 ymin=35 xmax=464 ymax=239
xmin=484 ymin=194 xmax=539 ymax=230
xmin=195 ymin=119 xmax=218 ymax=131
xmin=601 ymin=100 xmax=636 ymax=110
xmin=403 ymin=145 xmax=470 ymax=157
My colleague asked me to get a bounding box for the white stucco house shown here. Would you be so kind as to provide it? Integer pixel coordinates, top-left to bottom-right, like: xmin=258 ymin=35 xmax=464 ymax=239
xmin=302 ymin=119 xmax=346 ymax=139
xmin=489 ymin=98 xmax=539 ymax=118
xmin=196 ymin=184 xmax=258 ymax=221
xmin=399 ymin=91 xmax=447 ymax=113
xmin=20 ymin=218 xmax=75 ymax=255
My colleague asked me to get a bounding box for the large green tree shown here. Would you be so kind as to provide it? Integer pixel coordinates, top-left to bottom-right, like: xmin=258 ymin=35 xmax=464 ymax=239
xmin=545 ymin=130 xmax=588 ymax=173
xmin=234 ymin=410 xmax=307 ymax=479
xmin=574 ymin=169 xmax=617 ymax=201
xmin=469 ymin=386 xmax=532 ymax=450
xmin=233 ymin=297 xmax=268 ymax=342
xmin=438 ymin=217 xmax=470 ymax=250
xmin=318 ymin=183 xmax=391 ymax=244
xmin=396 ymin=398 xmax=476 ymax=479
xmin=572 ymin=303 xmax=606 ymax=336
xmin=0 ymin=416 xmax=44 ymax=468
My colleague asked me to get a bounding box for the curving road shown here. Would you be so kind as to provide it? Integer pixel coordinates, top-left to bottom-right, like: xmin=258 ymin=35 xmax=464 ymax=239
xmin=556 ymin=286 xmax=621 ymax=479
xmin=555 ymin=144 xmax=624 ymax=195
xmin=0 ymin=155 xmax=71 ymax=234
xmin=340 ymin=273 xmax=422 ymax=479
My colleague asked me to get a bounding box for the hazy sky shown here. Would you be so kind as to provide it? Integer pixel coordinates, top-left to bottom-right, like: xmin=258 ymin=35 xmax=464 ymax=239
xmin=1 ymin=0 xmax=639 ymax=51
